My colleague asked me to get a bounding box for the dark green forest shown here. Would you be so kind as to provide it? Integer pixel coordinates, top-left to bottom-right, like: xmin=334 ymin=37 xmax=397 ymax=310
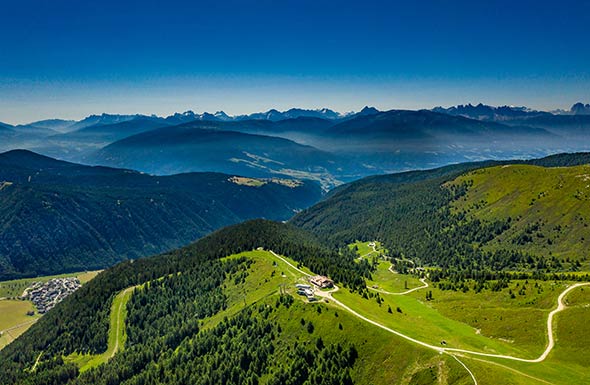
xmin=0 ymin=150 xmax=322 ymax=280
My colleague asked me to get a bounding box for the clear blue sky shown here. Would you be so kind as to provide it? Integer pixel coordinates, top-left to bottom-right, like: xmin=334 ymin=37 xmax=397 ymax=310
xmin=1 ymin=0 xmax=589 ymax=124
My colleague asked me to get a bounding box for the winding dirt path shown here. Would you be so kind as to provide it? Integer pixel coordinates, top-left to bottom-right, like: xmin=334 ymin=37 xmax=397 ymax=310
xmin=318 ymin=281 xmax=590 ymax=362
xmin=268 ymin=249 xmax=589 ymax=383
xmin=451 ymin=354 xmax=478 ymax=385
xmin=369 ymin=277 xmax=429 ymax=295
xmin=443 ymin=282 xmax=590 ymax=363
xmin=355 ymin=242 xmax=379 ymax=261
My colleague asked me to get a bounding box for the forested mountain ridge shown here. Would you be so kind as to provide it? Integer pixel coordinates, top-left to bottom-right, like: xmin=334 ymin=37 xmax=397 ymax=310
xmin=0 ymin=220 xmax=373 ymax=385
xmin=292 ymin=152 xmax=590 ymax=276
xmin=0 ymin=150 xmax=322 ymax=280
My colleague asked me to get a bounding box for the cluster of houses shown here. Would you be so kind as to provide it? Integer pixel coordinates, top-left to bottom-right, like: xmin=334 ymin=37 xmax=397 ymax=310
xmin=295 ymin=275 xmax=334 ymax=302
xmin=22 ymin=277 xmax=82 ymax=314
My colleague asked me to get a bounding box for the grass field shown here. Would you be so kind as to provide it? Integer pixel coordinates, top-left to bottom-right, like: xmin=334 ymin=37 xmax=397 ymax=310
xmin=450 ymin=164 xmax=590 ymax=263
xmin=417 ymin=279 xmax=569 ymax=355
xmin=349 ymin=240 xmax=384 ymax=258
xmin=332 ymin=241 xmax=590 ymax=383
xmin=368 ymin=260 xmax=424 ymax=292
xmin=0 ymin=300 xmax=40 ymax=350
xmin=350 ymin=241 xmax=424 ymax=293
xmin=205 ymin=250 xmax=477 ymax=384
xmin=202 ymin=250 xmax=312 ymax=329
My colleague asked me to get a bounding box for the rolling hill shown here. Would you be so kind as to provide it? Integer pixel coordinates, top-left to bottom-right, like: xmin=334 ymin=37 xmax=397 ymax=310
xmin=0 ymin=150 xmax=322 ymax=279
xmin=90 ymin=122 xmax=342 ymax=188
xmin=2 ymin=218 xmax=589 ymax=385
xmin=292 ymin=152 xmax=590 ymax=273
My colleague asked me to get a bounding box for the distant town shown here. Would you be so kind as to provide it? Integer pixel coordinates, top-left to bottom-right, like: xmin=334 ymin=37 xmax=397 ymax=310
xmin=22 ymin=277 xmax=81 ymax=314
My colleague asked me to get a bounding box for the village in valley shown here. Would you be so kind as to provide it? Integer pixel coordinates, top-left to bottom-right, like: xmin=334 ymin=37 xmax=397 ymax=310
xmin=22 ymin=277 xmax=82 ymax=314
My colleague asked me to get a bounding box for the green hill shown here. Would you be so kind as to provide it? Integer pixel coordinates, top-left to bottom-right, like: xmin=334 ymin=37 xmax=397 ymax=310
xmin=292 ymin=153 xmax=590 ymax=275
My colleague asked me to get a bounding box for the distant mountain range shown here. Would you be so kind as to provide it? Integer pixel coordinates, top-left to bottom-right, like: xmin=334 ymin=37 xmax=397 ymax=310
xmin=2 ymin=103 xmax=590 ymax=187
xmin=570 ymin=102 xmax=590 ymax=115
xmin=3 ymin=102 xmax=590 ymax=130
xmin=432 ymin=102 xmax=590 ymax=121
xmin=1 ymin=107 xmax=367 ymax=133
xmin=0 ymin=149 xmax=322 ymax=280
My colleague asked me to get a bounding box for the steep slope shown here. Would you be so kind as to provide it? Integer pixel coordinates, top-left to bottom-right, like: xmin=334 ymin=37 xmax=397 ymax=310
xmin=449 ymin=164 xmax=590 ymax=260
xmin=292 ymin=153 xmax=590 ymax=273
xmin=90 ymin=122 xmax=342 ymax=188
xmin=0 ymin=150 xmax=322 ymax=279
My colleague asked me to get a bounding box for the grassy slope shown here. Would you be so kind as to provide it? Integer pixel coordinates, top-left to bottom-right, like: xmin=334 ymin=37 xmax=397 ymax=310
xmin=450 ymin=164 xmax=590 ymax=262
xmin=349 ymin=240 xmax=383 ymax=258
xmin=421 ymin=280 xmax=564 ymax=354
xmin=211 ymin=250 xmax=476 ymax=384
xmin=345 ymin=241 xmax=590 ymax=384
xmin=203 ymin=250 xmax=319 ymax=330
xmin=333 ymin=279 xmax=590 ymax=384
xmin=23 ymin=248 xmax=589 ymax=384
xmin=224 ymin=250 xmax=590 ymax=384
xmin=65 ymin=285 xmax=135 ymax=372
xmin=0 ymin=301 xmax=40 ymax=350
xmin=368 ymin=260 xmax=424 ymax=292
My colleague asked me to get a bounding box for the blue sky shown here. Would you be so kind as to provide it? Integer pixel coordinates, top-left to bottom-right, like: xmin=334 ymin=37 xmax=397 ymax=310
xmin=1 ymin=0 xmax=589 ymax=124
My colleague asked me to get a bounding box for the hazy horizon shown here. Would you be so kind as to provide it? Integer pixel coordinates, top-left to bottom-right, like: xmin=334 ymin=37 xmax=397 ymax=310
xmin=1 ymin=96 xmax=588 ymax=126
